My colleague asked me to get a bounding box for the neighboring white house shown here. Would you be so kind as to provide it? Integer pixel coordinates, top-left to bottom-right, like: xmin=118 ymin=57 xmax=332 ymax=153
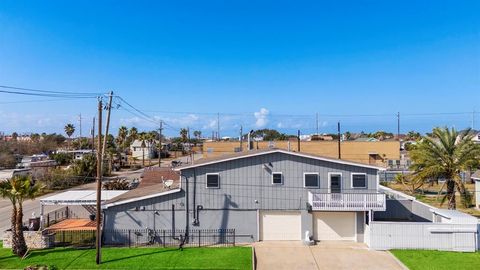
xmin=57 ymin=149 xmax=94 ymax=160
xmin=0 ymin=168 xmax=31 ymax=182
xmin=473 ymin=132 xmax=480 ymax=144
xmin=130 ymin=139 xmax=158 ymax=160
xmin=472 ymin=170 xmax=480 ymax=209
xmin=18 ymin=154 xmax=49 ymax=168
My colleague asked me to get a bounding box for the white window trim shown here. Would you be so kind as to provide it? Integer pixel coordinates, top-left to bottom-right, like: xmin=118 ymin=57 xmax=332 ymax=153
xmin=206 ymin=173 xmax=220 ymax=189
xmin=303 ymin=172 xmax=319 ymax=188
xmin=351 ymin=173 xmax=367 ymax=189
xmin=271 ymin=172 xmax=283 ymax=185
xmin=327 ymin=172 xmax=342 ymax=193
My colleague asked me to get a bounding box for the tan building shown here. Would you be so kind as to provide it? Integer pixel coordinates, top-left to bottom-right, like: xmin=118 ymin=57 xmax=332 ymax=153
xmin=202 ymin=140 xmax=400 ymax=167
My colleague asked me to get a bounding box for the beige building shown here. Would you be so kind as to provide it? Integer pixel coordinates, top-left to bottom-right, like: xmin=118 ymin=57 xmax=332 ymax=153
xmin=202 ymin=140 xmax=400 ymax=167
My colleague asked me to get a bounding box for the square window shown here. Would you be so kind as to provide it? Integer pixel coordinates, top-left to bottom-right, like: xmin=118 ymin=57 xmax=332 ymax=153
xmin=206 ymin=174 xmax=219 ymax=188
xmin=352 ymin=174 xmax=367 ymax=188
xmin=304 ymin=173 xmax=319 ymax=188
xmin=272 ymin=172 xmax=283 ymax=185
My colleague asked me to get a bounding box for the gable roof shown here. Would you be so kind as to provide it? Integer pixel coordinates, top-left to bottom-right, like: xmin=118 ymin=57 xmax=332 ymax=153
xmin=471 ymin=170 xmax=480 ymax=180
xmin=103 ymin=181 xmax=181 ymax=208
xmin=174 ymin=148 xmax=385 ymax=171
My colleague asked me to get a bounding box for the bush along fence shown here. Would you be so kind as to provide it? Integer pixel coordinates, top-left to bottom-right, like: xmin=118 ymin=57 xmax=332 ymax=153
xmin=43 ymin=229 xmax=236 ymax=248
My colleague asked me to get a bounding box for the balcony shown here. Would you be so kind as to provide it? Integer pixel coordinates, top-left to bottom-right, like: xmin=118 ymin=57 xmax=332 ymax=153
xmin=308 ymin=192 xmax=386 ymax=211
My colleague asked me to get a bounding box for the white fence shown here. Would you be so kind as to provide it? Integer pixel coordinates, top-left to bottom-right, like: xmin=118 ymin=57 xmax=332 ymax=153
xmin=369 ymin=221 xmax=479 ymax=252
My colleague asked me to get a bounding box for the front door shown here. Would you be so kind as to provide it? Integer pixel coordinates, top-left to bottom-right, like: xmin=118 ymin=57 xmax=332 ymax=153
xmin=330 ymin=174 xmax=341 ymax=193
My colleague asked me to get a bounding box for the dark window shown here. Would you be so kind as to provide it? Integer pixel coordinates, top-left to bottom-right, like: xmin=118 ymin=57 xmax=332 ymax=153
xmin=352 ymin=174 xmax=366 ymax=188
xmin=304 ymin=173 xmax=319 ymax=188
xmin=330 ymin=174 xmax=341 ymax=193
xmin=272 ymin=173 xmax=283 ymax=184
xmin=206 ymin=174 xmax=219 ymax=188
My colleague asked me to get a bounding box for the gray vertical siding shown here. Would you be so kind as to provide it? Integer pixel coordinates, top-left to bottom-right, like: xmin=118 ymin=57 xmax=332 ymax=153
xmin=374 ymin=199 xmax=433 ymax=222
xmin=104 ymin=151 xmax=380 ymax=241
xmin=183 ymin=152 xmax=379 ymax=211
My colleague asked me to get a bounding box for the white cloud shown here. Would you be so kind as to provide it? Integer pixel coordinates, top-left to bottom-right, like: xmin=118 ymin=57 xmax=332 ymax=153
xmin=254 ymin=108 xmax=269 ymax=128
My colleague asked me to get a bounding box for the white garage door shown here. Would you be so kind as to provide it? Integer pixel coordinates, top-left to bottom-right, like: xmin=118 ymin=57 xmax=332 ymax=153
xmin=260 ymin=211 xmax=301 ymax=241
xmin=313 ymin=212 xmax=356 ymax=241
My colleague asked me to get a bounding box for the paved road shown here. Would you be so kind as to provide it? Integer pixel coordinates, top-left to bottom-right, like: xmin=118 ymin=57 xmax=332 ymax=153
xmin=254 ymin=241 xmax=406 ymax=270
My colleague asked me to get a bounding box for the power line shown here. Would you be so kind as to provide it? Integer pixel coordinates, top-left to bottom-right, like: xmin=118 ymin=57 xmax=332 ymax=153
xmin=0 ymin=84 xmax=104 ymax=96
xmin=0 ymin=89 xmax=99 ymax=98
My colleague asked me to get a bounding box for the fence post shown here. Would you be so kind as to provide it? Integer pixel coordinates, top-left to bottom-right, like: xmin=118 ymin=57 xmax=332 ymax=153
xmin=233 ymin=229 xmax=235 ymax=247
xmin=198 ymin=230 xmax=201 ymax=247
xmin=163 ymin=230 xmax=166 ymax=248
xmin=62 ymin=230 xmax=65 ymax=247
xmin=128 ymin=230 xmax=131 ymax=248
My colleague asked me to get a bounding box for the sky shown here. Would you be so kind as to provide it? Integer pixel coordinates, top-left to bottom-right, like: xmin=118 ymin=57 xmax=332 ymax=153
xmin=0 ymin=1 xmax=479 ymax=137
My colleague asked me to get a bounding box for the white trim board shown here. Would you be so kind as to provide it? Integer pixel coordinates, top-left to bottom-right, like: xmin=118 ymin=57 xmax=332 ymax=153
xmin=174 ymin=149 xmax=386 ymax=171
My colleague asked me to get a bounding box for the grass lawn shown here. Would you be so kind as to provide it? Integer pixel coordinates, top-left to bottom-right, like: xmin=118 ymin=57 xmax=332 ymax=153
xmin=392 ymin=250 xmax=480 ymax=270
xmin=0 ymin=246 xmax=252 ymax=270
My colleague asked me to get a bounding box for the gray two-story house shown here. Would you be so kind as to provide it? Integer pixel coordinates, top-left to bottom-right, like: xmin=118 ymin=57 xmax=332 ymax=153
xmin=102 ymin=149 xmax=386 ymax=243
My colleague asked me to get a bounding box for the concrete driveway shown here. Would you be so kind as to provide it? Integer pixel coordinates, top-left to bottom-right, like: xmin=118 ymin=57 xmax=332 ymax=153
xmin=254 ymin=241 xmax=406 ymax=270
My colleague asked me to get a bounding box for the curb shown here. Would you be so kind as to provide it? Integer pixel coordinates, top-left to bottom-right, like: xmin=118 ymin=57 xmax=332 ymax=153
xmin=387 ymin=251 xmax=409 ymax=270
xmin=252 ymin=246 xmax=257 ymax=270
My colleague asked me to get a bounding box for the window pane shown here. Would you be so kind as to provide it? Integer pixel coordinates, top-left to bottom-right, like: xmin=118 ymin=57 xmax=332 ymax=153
xmin=207 ymin=174 xmax=219 ymax=188
xmin=304 ymin=174 xmax=318 ymax=187
xmin=352 ymin=174 xmax=366 ymax=188
xmin=272 ymin=173 xmax=282 ymax=184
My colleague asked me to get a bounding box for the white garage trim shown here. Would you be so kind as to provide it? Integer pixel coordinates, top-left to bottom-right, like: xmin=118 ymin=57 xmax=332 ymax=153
xmin=260 ymin=211 xmax=301 ymax=241
xmin=313 ymin=212 xmax=357 ymax=241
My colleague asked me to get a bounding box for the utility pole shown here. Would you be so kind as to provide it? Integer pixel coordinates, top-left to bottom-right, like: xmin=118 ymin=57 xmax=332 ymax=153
xmin=239 ymin=125 xmax=243 ymax=151
xmin=78 ymin=113 xmax=82 ymax=138
xmin=337 ymin=122 xmax=341 ymax=159
xmin=96 ymin=91 xmax=113 ymax=265
xmin=91 ymin=117 xmax=95 ymax=151
xmin=95 ymin=98 xmax=103 ymax=265
xmin=187 ymin=127 xmax=192 ymax=164
xmin=158 ymin=121 xmax=163 ymax=167
xmin=472 ymin=110 xmax=476 ymax=130
xmin=217 ymin=113 xmax=220 ymax=140
xmin=397 ymin=112 xmax=400 ymax=141
xmin=316 ymin=113 xmax=319 ymax=136
xmin=297 ymin=130 xmax=301 ymax=152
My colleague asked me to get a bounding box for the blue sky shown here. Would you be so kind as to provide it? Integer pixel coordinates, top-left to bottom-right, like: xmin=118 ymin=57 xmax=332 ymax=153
xmin=0 ymin=1 xmax=479 ymax=137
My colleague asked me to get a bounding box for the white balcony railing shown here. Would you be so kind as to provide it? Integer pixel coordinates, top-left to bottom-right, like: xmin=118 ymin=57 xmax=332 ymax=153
xmin=308 ymin=192 xmax=386 ymax=211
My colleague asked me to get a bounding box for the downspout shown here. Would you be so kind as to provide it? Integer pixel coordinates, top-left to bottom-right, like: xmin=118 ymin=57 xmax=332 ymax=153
xmin=192 ymin=169 xmax=198 ymax=225
xmin=179 ymin=174 xmax=189 ymax=249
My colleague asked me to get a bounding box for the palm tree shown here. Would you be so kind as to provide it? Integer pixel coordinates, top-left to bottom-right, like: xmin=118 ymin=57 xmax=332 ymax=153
xmin=138 ymin=132 xmax=148 ymax=167
xmin=64 ymin=123 xmax=75 ymax=149
xmin=180 ymin=128 xmax=188 ymax=142
xmin=0 ymin=175 xmax=42 ymax=257
xmin=410 ymin=127 xmax=480 ymax=209
xmin=116 ymin=126 xmax=128 ymax=151
xmin=193 ymin=130 xmax=202 ymax=140
xmin=146 ymin=132 xmax=156 ymax=166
